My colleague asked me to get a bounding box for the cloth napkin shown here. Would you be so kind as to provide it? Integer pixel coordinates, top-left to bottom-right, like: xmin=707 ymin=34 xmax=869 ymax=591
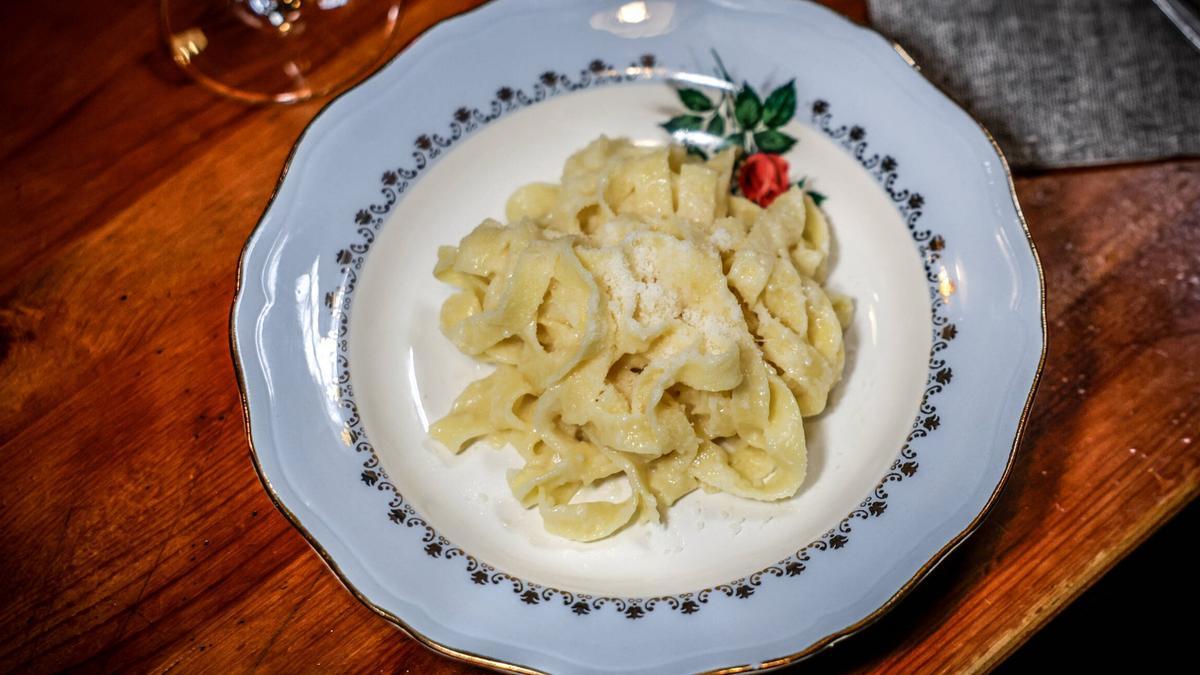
xmin=866 ymin=0 xmax=1200 ymax=169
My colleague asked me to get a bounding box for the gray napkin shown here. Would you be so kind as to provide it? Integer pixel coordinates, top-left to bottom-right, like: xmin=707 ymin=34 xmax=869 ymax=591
xmin=866 ymin=0 xmax=1200 ymax=169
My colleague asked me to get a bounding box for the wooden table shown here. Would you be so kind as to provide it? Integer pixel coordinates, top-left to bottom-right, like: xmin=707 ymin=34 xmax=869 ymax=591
xmin=2 ymin=1 xmax=1197 ymax=672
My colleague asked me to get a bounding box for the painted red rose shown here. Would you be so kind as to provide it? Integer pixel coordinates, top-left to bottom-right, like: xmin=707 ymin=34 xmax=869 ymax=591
xmin=739 ymin=152 xmax=790 ymax=207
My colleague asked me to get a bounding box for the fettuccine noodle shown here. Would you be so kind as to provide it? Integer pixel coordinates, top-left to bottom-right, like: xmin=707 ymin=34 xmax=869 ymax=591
xmin=430 ymin=137 xmax=851 ymax=541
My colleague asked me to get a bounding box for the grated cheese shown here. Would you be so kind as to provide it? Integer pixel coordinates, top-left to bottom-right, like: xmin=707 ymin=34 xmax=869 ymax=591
xmin=709 ymin=228 xmax=733 ymax=250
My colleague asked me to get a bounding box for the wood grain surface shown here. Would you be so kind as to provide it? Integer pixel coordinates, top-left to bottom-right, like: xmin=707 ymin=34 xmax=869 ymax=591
xmin=1 ymin=1 xmax=1196 ymax=672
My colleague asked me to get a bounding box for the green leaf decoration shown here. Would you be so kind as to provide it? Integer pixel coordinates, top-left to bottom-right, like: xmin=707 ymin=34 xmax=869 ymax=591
xmin=711 ymin=49 xmax=734 ymax=83
xmin=809 ymin=189 xmax=827 ymax=206
xmin=686 ymin=145 xmax=709 ymax=160
xmin=762 ymin=80 xmax=797 ymax=128
xmin=796 ymin=177 xmax=807 ymax=189
xmin=753 ymin=129 xmax=797 ymax=154
xmin=734 ymin=83 xmax=762 ymax=129
xmin=706 ymin=114 xmax=725 ymax=137
xmin=661 ymin=115 xmax=704 ymax=133
xmin=677 ymin=88 xmax=715 ymax=112
xmin=723 ymin=131 xmax=746 ymax=152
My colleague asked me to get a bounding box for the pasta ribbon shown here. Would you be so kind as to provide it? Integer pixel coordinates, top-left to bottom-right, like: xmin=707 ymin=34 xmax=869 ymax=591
xmin=429 ymin=137 xmax=850 ymax=541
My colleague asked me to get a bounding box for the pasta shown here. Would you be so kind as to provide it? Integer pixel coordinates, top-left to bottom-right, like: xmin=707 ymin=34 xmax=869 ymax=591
xmin=430 ymin=137 xmax=851 ymax=541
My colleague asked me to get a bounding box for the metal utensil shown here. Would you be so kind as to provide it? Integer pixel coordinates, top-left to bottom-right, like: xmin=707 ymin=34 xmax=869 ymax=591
xmin=1153 ymin=0 xmax=1200 ymax=50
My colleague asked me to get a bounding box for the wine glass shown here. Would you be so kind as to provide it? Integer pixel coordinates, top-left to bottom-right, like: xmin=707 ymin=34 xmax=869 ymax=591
xmin=162 ymin=0 xmax=403 ymax=104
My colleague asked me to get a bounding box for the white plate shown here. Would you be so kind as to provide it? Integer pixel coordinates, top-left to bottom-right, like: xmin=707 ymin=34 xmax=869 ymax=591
xmin=232 ymin=1 xmax=1045 ymax=672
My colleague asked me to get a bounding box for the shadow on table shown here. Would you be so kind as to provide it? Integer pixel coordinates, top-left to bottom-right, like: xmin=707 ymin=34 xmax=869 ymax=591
xmin=997 ymin=498 xmax=1197 ymax=671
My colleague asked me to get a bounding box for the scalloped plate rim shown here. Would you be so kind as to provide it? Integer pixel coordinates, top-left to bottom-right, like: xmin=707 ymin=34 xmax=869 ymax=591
xmin=229 ymin=1 xmax=1047 ymax=672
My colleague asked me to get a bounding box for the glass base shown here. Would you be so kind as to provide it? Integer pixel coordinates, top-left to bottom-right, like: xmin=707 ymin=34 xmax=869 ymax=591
xmin=162 ymin=0 xmax=402 ymax=104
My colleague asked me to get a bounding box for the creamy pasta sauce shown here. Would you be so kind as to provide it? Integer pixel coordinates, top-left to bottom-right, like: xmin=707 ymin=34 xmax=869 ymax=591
xmin=429 ymin=137 xmax=851 ymax=541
